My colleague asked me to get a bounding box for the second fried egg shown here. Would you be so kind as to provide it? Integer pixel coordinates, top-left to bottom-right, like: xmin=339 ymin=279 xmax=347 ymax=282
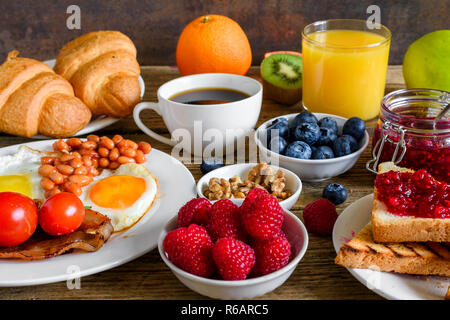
xmin=81 ymin=163 xmax=158 ymax=232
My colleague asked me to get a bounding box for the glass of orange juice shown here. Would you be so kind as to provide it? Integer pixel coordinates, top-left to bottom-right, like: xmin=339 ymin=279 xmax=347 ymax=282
xmin=302 ymin=19 xmax=391 ymax=120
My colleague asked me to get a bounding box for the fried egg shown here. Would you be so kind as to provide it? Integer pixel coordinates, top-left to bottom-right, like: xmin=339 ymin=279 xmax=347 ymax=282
xmin=81 ymin=163 xmax=158 ymax=232
xmin=0 ymin=146 xmax=47 ymax=199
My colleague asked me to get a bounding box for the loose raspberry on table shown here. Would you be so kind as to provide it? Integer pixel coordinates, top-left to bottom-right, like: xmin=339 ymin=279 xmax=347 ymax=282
xmin=163 ymin=224 xmax=215 ymax=278
xmin=302 ymin=198 xmax=338 ymax=236
xmin=177 ymin=198 xmax=212 ymax=227
xmin=207 ymin=199 xmax=247 ymax=241
xmin=252 ymin=232 xmax=291 ymax=276
xmin=241 ymin=193 xmax=284 ymax=240
xmin=212 ymin=238 xmax=256 ymax=280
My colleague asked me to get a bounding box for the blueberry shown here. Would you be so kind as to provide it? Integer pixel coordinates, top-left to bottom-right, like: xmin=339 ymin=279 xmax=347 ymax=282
xmin=271 ymin=117 xmax=288 ymax=126
xmin=342 ymin=134 xmax=358 ymax=153
xmin=318 ymin=117 xmax=338 ymax=134
xmin=316 ymin=127 xmax=337 ymax=146
xmin=266 ymin=120 xmax=289 ymax=142
xmin=343 ymin=117 xmax=365 ymax=141
xmin=268 ymin=135 xmax=288 ymax=154
xmin=333 ymin=136 xmax=352 ymax=157
xmin=291 ymin=112 xmax=318 ymax=129
xmin=293 ymin=122 xmax=320 ymax=145
xmin=323 ymin=183 xmax=347 ymax=205
xmin=200 ymin=158 xmax=225 ymax=174
xmin=311 ymin=145 xmax=335 ymax=159
xmin=284 ymin=141 xmax=312 ymax=159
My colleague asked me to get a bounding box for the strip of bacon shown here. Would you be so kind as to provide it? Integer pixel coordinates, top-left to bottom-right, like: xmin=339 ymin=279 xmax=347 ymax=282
xmin=0 ymin=208 xmax=113 ymax=260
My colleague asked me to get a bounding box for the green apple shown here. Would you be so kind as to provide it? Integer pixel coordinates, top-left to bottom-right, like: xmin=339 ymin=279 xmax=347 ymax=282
xmin=403 ymin=30 xmax=450 ymax=92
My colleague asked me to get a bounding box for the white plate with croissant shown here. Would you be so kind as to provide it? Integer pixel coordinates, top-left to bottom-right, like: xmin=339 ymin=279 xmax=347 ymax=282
xmin=0 ymin=31 xmax=145 ymax=139
xmin=31 ymin=59 xmax=145 ymax=139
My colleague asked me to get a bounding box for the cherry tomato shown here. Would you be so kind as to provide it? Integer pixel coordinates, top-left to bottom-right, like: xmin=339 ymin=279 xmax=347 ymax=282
xmin=0 ymin=192 xmax=38 ymax=247
xmin=39 ymin=192 xmax=85 ymax=236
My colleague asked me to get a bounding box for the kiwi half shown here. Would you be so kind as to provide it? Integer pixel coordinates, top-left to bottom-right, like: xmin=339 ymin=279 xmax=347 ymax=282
xmin=260 ymin=52 xmax=302 ymax=105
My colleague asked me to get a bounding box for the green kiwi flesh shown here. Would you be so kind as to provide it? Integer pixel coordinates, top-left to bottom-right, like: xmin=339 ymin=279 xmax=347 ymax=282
xmin=260 ymin=53 xmax=302 ymax=90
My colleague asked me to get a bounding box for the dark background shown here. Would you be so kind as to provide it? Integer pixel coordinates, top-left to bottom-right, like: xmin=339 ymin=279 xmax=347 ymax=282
xmin=0 ymin=0 xmax=448 ymax=65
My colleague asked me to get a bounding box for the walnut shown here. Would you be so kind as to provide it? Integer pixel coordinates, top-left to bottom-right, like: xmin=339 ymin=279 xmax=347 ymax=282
xmin=202 ymin=163 xmax=292 ymax=202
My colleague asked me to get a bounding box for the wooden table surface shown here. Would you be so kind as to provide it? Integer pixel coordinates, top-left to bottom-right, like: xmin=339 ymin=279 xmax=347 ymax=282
xmin=0 ymin=66 xmax=405 ymax=300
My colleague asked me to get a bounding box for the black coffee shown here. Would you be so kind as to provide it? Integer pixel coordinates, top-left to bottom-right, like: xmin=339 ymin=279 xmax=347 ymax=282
xmin=169 ymin=88 xmax=250 ymax=105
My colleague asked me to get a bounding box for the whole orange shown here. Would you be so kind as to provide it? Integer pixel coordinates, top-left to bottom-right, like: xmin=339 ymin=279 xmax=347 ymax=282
xmin=176 ymin=14 xmax=252 ymax=76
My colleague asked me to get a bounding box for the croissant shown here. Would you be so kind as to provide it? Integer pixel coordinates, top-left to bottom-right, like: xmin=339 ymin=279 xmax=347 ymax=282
xmin=54 ymin=31 xmax=141 ymax=118
xmin=0 ymin=51 xmax=92 ymax=138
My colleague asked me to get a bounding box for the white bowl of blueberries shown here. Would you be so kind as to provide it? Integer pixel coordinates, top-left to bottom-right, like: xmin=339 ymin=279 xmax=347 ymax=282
xmin=254 ymin=112 xmax=369 ymax=182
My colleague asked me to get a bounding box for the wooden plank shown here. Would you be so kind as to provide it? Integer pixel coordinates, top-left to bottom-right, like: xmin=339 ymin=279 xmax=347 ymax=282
xmin=0 ymin=65 xmax=405 ymax=300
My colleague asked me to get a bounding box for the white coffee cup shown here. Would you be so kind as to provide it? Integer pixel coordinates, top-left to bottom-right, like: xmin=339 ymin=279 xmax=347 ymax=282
xmin=133 ymin=73 xmax=262 ymax=156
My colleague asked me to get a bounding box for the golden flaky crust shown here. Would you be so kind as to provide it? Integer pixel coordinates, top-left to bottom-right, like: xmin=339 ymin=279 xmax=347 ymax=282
xmin=371 ymin=162 xmax=450 ymax=243
xmin=0 ymin=51 xmax=91 ymax=138
xmin=54 ymin=31 xmax=141 ymax=117
xmin=335 ymin=223 xmax=450 ymax=277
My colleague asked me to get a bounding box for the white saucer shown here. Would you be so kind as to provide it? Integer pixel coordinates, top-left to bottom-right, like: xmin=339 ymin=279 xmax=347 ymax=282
xmin=333 ymin=194 xmax=449 ymax=300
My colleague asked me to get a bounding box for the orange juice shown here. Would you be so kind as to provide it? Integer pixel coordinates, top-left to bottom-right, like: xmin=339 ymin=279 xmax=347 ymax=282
xmin=302 ymin=29 xmax=390 ymax=120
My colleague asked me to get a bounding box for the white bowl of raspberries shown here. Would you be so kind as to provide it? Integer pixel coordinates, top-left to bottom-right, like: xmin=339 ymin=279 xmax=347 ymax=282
xmin=255 ymin=112 xmax=369 ymax=182
xmin=158 ymin=189 xmax=308 ymax=299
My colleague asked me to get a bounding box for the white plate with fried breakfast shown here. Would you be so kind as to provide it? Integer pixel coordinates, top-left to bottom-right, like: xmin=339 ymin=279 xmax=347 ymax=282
xmin=333 ymin=194 xmax=450 ymax=300
xmin=0 ymin=139 xmax=196 ymax=286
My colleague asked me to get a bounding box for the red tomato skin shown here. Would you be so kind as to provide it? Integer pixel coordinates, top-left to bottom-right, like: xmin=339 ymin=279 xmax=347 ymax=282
xmin=0 ymin=192 xmax=38 ymax=247
xmin=39 ymin=192 xmax=85 ymax=236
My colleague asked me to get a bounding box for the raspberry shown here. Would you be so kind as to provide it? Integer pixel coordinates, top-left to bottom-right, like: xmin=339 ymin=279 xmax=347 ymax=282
xmin=240 ymin=188 xmax=269 ymax=213
xmin=177 ymin=198 xmax=211 ymax=227
xmin=212 ymin=238 xmax=256 ymax=280
xmin=302 ymin=198 xmax=338 ymax=236
xmin=241 ymin=193 xmax=284 ymax=240
xmin=252 ymin=232 xmax=291 ymax=276
xmin=163 ymin=224 xmax=215 ymax=278
xmin=207 ymin=199 xmax=247 ymax=241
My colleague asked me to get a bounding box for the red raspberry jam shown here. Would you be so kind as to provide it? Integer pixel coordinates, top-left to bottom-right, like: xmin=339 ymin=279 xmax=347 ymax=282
xmin=375 ymin=169 xmax=450 ymax=219
xmin=371 ymin=89 xmax=450 ymax=184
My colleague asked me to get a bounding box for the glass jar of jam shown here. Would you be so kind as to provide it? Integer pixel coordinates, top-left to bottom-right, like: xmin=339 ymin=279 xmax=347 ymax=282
xmin=367 ymin=88 xmax=450 ymax=184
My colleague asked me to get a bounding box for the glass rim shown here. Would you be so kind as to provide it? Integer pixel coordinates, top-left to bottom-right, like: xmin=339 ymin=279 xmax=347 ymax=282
xmin=381 ymin=88 xmax=450 ymax=133
xmin=302 ymin=19 xmax=391 ymax=50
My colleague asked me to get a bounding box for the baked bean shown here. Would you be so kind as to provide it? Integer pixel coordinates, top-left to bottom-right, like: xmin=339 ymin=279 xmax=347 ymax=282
xmin=40 ymin=177 xmax=55 ymax=191
xmin=116 ymin=139 xmax=127 ymax=148
xmin=69 ymin=157 xmax=83 ymax=168
xmin=118 ymin=156 xmax=135 ymax=164
xmin=109 ymin=148 xmax=120 ymax=161
xmin=68 ymin=175 xmax=92 ymax=187
xmin=99 ymin=158 xmax=110 ymax=168
xmin=66 ymin=138 xmax=82 ymax=148
xmin=72 ymin=151 xmax=82 ymax=159
xmin=63 ymin=182 xmax=82 ymax=196
xmin=53 ymin=140 xmax=69 ymax=152
xmin=79 ymin=148 xmax=98 ymax=157
xmin=120 ymin=147 xmax=136 ymax=158
xmin=82 ymin=156 xmax=92 ymax=167
xmin=81 ymin=140 xmax=97 ymax=149
xmin=74 ymin=166 xmax=88 ymax=175
xmin=60 ymin=153 xmax=75 ymax=162
xmin=87 ymin=135 xmax=100 ymax=143
xmin=125 ymin=140 xmax=138 ymax=150
xmin=99 ymin=137 xmax=114 ymax=150
xmin=112 ymin=135 xmax=123 ymax=145
xmin=38 ymin=164 xmax=57 ymax=177
xmin=138 ymin=141 xmax=152 ymax=154
xmin=45 ymin=188 xmax=61 ymax=199
xmin=56 ymin=164 xmax=74 ymax=176
xmin=135 ymin=150 xmax=146 ymax=164
xmin=108 ymin=161 xmax=120 ymax=170
xmin=91 ymin=158 xmax=99 ymax=168
xmin=49 ymin=172 xmax=65 ymax=185
xmin=89 ymin=167 xmax=99 ymax=176
xmin=41 ymin=156 xmax=56 ymax=165
xmin=98 ymin=147 xmax=109 ymax=157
